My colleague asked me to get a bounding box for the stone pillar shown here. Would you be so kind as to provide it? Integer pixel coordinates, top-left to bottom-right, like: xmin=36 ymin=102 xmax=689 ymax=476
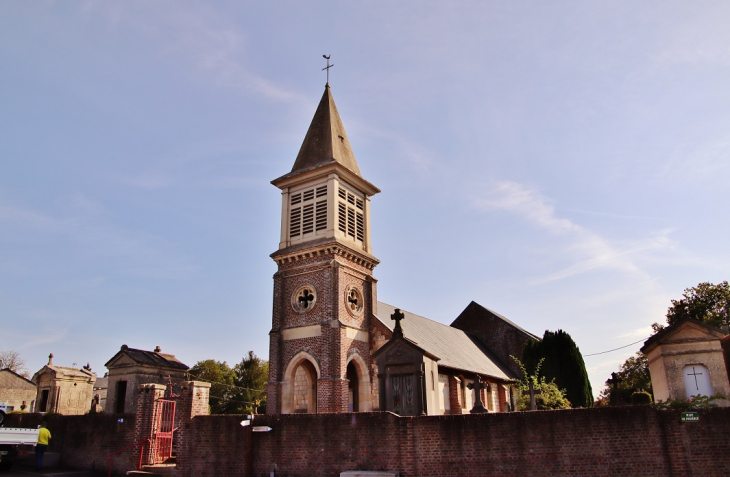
xmin=449 ymin=376 xmax=462 ymax=414
xmin=175 ymin=381 xmax=211 ymax=477
xmin=134 ymin=383 xmax=166 ymax=466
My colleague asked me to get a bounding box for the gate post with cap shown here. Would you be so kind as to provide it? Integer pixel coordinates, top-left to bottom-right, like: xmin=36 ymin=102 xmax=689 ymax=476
xmin=174 ymin=381 xmax=211 ymax=477
xmin=135 ymin=383 xmax=167 ymax=466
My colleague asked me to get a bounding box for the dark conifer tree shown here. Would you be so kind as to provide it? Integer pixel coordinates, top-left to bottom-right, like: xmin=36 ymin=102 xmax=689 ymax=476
xmin=523 ymin=330 xmax=593 ymax=408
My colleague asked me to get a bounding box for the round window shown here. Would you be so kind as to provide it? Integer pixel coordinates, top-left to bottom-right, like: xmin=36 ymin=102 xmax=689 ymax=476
xmin=345 ymin=286 xmax=364 ymax=316
xmin=291 ymin=285 xmax=317 ymax=313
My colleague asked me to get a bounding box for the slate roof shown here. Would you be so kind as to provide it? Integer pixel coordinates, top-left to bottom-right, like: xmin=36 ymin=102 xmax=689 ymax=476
xmin=277 ymin=84 xmax=362 ymax=180
xmin=105 ymin=346 xmax=189 ymax=370
xmin=0 ymin=368 xmax=36 ymax=390
xmin=453 ymin=301 xmax=541 ymax=341
xmin=375 ymin=302 xmax=516 ymax=381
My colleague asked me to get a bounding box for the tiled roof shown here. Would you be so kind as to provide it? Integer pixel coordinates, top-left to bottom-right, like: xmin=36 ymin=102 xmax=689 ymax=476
xmin=376 ymin=302 xmax=516 ymax=381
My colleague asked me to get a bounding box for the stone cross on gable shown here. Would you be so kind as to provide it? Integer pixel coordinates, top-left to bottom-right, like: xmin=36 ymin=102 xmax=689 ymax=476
xmin=392 ymin=308 xmax=405 ymax=338
xmin=467 ymin=377 xmax=489 ymax=413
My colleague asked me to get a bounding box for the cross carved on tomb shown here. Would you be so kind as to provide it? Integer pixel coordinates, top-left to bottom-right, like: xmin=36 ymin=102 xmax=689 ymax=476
xmin=686 ymin=366 xmax=704 ymax=391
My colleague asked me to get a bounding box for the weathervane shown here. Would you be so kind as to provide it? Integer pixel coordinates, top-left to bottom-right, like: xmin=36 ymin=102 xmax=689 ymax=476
xmin=322 ymin=55 xmax=334 ymax=85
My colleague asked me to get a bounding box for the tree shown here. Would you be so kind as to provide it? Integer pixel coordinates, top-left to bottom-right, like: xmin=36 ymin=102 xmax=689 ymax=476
xmin=0 ymin=350 xmax=29 ymax=377
xmin=666 ymin=281 xmax=730 ymax=328
xmin=233 ymin=351 xmax=268 ymax=414
xmin=596 ymin=351 xmax=652 ymax=406
xmin=188 ymin=360 xmax=237 ymax=414
xmin=187 ymin=352 xmax=268 ymax=415
xmin=522 ymin=330 xmax=593 ymax=408
xmin=597 ymin=281 xmax=729 ymax=406
xmin=512 ymin=357 xmax=571 ymax=411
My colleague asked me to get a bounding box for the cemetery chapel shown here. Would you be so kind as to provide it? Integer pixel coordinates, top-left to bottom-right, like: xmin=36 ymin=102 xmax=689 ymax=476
xmin=266 ymin=84 xmax=538 ymax=416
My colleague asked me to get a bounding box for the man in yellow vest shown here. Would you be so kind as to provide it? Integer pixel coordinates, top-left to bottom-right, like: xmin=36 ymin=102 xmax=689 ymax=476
xmin=36 ymin=422 xmax=51 ymax=469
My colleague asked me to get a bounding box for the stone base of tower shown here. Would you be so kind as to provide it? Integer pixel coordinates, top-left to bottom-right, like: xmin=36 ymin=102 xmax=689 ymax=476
xmin=266 ymin=381 xmax=282 ymax=415
xmin=317 ymin=378 xmax=350 ymax=413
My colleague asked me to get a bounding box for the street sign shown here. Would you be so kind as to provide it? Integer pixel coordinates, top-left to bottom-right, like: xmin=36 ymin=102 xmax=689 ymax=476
xmin=240 ymin=420 xmax=251 ymax=427
xmin=681 ymin=411 xmax=699 ymax=422
xmin=252 ymin=426 xmax=273 ymax=433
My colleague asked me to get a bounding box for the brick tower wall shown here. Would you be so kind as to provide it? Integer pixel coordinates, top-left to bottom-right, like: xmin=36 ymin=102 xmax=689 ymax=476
xmin=268 ymin=248 xmax=377 ymax=414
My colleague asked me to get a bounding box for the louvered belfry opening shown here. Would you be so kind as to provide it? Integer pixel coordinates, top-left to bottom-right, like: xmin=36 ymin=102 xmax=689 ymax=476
xmin=338 ymin=187 xmax=364 ymax=242
xmin=289 ymin=185 xmax=328 ymax=239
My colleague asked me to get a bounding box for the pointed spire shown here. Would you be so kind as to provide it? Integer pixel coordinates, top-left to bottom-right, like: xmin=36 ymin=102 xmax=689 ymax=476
xmin=289 ymin=85 xmax=362 ymax=177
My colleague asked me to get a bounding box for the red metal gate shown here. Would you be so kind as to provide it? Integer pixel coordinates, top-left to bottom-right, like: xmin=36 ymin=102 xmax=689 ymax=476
xmin=151 ymin=398 xmax=177 ymax=464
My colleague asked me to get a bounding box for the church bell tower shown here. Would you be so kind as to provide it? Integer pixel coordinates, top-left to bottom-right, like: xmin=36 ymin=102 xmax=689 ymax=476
xmin=267 ymin=84 xmax=380 ymax=414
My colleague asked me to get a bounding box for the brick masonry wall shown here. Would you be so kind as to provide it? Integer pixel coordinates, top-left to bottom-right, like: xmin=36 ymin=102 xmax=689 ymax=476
xmin=5 ymin=412 xmax=135 ymax=474
xmin=178 ymin=407 xmax=730 ymax=477
xmin=175 ymin=381 xmax=211 ymax=477
xmin=269 ymin=246 xmax=378 ymax=415
xmin=451 ymin=302 xmax=537 ymax=378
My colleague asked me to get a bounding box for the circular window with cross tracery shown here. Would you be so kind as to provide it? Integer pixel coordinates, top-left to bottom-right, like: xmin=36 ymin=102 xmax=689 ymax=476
xmin=291 ymin=285 xmax=317 ymax=313
xmin=345 ymin=285 xmax=364 ymax=316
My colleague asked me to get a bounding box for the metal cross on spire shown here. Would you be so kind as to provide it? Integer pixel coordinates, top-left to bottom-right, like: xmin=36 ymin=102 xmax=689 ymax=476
xmin=322 ymin=55 xmax=334 ymax=85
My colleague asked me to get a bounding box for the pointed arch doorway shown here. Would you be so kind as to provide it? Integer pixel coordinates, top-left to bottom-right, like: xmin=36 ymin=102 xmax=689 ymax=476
xmin=346 ymin=353 xmax=373 ymax=412
xmin=282 ymin=351 xmax=320 ymax=414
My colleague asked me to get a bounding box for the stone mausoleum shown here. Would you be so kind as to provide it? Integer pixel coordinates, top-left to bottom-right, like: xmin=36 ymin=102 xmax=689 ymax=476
xmin=32 ymin=354 xmax=96 ymax=415
xmin=642 ymin=318 xmax=730 ymax=406
xmin=105 ymin=345 xmax=189 ymax=414
xmin=266 ymin=84 xmax=538 ymax=416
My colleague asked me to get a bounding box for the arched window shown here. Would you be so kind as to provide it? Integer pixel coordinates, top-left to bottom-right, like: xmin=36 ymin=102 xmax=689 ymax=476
xmin=282 ymin=351 xmax=320 ymax=414
xmin=346 ymin=362 xmax=359 ymax=412
xmin=292 ymin=360 xmax=318 ymax=413
xmin=683 ymin=364 xmax=713 ymax=398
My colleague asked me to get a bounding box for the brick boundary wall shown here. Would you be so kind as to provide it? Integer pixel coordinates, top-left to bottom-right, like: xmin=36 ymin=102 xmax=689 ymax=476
xmin=180 ymin=407 xmax=730 ymax=477
xmin=5 ymin=412 xmax=135 ymax=474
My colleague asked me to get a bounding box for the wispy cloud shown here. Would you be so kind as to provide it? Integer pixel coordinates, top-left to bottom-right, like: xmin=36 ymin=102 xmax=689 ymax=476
xmin=0 ymin=199 xmax=197 ymax=280
xmin=0 ymin=205 xmax=59 ymax=231
xmin=472 ymin=180 xmax=672 ymax=284
xmin=84 ymin=2 xmax=299 ymax=102
xmin=615 ymin=326 xmax=654 ymax=340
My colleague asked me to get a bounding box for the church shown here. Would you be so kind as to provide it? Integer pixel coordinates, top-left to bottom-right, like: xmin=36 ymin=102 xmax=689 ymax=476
xmin=266 ymin=84 xmax=538 ymax=416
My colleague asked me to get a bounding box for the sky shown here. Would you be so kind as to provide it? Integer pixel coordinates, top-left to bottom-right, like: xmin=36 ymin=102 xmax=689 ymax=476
xmin=2 ymin=1 xmax=729 ymax=398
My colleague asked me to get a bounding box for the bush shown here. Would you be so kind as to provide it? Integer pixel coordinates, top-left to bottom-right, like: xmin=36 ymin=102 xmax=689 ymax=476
xmin=653 ymin=394 xmax=725 ymax=410
xmin=631 ymin=391 xmax=652 ymax=405
xmin=511 ymin=356 xmax=571 ymax=411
